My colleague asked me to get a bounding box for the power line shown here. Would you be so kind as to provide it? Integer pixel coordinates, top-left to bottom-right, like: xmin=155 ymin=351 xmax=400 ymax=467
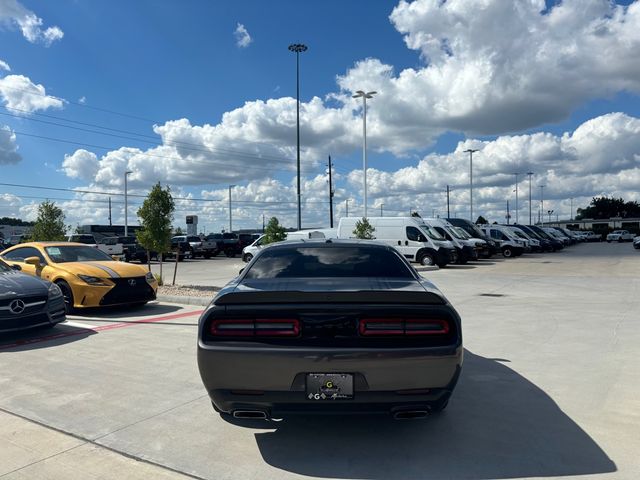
xmin=1 ymin=109 xmax=298 ymax=166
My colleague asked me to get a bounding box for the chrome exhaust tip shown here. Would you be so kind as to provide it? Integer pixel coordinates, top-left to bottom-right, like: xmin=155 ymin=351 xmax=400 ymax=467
xmin=393 ymin=410 xmax=430 ymax=420
xmin=232 ymin=410 xmax=268 ymax=419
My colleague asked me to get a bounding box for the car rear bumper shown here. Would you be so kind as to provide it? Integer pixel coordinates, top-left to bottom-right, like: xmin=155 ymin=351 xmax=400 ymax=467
xmin=198 ymin=344 xmax=463 ymax=415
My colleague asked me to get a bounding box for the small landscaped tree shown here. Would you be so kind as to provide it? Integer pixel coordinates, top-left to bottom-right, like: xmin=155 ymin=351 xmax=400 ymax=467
xmin=263 ymin=217 xmax=287 ymax=244
xmin=30 ymin=200 xmax=67 ymax=241
xmin=353 ymin=217 xmax=375 ymax=239
xmin=136 ymin=183 xmax=175 ymax=278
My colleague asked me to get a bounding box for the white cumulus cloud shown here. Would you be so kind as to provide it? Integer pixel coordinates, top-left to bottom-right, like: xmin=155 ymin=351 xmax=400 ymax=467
xmin=0 ymin=74 xmax=65 ymax=113
xmin=0 ymin=0 xmax=64 ymax=46
xmin=0 ymin=59 xmax=10 ymax=72
xmin=234 ymin=23 xmax=252 ymax=48
xmin=0 ymin=124 xmax=22 ymax=164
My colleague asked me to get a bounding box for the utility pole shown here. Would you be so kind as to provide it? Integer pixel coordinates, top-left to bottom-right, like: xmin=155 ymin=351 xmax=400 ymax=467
xmin=514 ymin=172 xmax=519 ymax=224
xmin=262 ymin=214 xmax=265 ymax=233
xmin=228 ymin=184 xmax=236 ymax=233
xmin=506 ymin=200 xmax=510 ymax=225
xmin=539 ymin=185 xmax=545 ymax=226
xmin=570 ymin=197 xmax=573 ymax=221
xmin=345 ymin=199 xmax=350 ymax=217
xmin=464 ymin=148 xmax=479 ymax=222
xmin=108 ymin=197 xmax=112 ymax=226
xmin=327 ymin=155 xmax=334 ymax=227
xmin=380 ymin=204 xmax=384 ymax=216
xmin=527 ymin=171 xmax=534 ymax=225
xmin=124 ymin=170 xmax=132 ymax=236
xmin=446 ymin=185 xmax=451 ymax=218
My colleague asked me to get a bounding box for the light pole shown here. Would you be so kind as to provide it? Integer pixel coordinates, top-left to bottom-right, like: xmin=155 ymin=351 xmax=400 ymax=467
xmin=570 ymin=197 xmax=574 ymax=221
xmin=228 ymin=184 xmax=236 ymax=232
xmin=353 ymin=90 xmax=377 ymax=218
xmin=527 ymin=171 xmax=534 ymax=225
xmin=539 ymin=185 xmax=545 ymax=226
xmin=547 ymin=209 xmax=554 ymax=225
xmin=288 ymin=43 xmax=307 ymax=230
xmin=464 ymin=149 xmax=479 ymax=222
xmin=514 ymin=172 xmax=519 ymax=224
xmin=380 ymin=203 xmax=384 ymax=216
xmin=124 ymin=170 xmax=132 ymax=236
xmin=345 ymin=198 xmax=350 ymax=217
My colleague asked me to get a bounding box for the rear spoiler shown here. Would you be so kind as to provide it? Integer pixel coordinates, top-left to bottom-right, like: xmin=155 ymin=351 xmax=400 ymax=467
xmin=215 ymin=290 xmax=445 ymax=305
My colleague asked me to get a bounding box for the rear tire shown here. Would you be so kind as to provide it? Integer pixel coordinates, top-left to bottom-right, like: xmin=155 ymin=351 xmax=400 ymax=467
xmin=502 ymin=247 xmax=513 ymax=258
xmin=55 ymin=280 xmax=75 ymax=314
xmin=243 ymin=253 xmax=254 ymax=263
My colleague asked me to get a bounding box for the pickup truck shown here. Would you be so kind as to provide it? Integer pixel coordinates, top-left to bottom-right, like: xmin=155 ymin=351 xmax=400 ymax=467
xmin=172 ymin=235 xmax=218 ymax=259
xmin=205 ymin=233 xmax=241 ymax=257
xmin=96 ymin=236 xmax=125 ymax=256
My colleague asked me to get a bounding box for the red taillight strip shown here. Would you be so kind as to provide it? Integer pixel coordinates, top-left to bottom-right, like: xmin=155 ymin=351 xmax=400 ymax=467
xmin=210 ymin=318 xmax=300 ymax=337
xmin=359 ymin=318 xmax=450 ymax=336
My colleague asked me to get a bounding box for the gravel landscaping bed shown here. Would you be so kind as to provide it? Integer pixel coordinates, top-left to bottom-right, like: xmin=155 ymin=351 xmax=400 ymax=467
xmin=158 ymin=284 xmax=220 ymax=298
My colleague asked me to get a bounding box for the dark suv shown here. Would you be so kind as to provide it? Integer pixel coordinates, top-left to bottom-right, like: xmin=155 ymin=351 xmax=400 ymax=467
xmin=116 ymin=236 xmax=149 ymax=263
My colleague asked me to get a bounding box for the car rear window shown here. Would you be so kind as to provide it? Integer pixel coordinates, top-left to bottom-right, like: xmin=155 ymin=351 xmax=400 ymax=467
xmin=244 ymin=246 xmax=414 ymax=279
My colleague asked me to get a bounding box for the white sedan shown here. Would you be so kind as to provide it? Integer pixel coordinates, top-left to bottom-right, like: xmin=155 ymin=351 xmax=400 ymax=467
xmin=606 ymin=230 xmax=635 ymax=242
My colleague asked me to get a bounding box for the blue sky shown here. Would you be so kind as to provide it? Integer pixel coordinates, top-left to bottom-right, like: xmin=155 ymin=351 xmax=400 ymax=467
xmin=1 ymin=0 xmax=640 ymax=231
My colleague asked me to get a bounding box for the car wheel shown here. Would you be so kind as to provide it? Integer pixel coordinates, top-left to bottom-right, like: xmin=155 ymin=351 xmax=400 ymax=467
xmin=618 ymin=238 xmax=624 ymax=243
xmin=55 ymin=280 xmax=75 ymax=314
xmin=243 ymin=253 xmax=253 ymax=263
xmin=418 ymin=252 xmax=434 ymax=266
xmin=502 ymin=247 xmax=513 ymax=258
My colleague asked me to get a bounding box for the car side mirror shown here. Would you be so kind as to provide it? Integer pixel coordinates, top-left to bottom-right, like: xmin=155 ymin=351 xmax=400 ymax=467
xmin=24 ymin=256 xmax=41 ymax=267
xmin=238 ymin=268 xmax=244 ymax=275
xmin=11 ymin=264 xmax=21 ymax=271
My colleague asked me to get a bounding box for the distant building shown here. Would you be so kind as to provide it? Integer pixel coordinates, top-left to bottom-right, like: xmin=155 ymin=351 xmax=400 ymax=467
xmin=543 ymin=217 xmax=640 ymax=234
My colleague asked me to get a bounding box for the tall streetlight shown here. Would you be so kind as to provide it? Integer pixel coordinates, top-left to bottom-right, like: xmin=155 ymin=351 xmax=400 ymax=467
xmin=514 ymin=172 xmax=519 ymax=224
xmin=228 ymin=184 xmax=236 ymax=232
xmin=527 ymin=171 xmax=534 ymax=225
xmin=353 ymin=90 xmax=377 ymax=218
xmin=539 ymin=184 xmax=545 ymax=226
xmin=379 ymin=203 xmax=384 ymax=216
xmin=288 ymin=43 xmax=307 ymax=230
xmin=464 ymin=149 xmax=479 ymax=222
xmin=570 ymin=197 xmax=574 ymax=221
xmin=547 ymin=209 xmax=554 ymax=225
xmin=124 ymin=170 xmax=132 ymax=236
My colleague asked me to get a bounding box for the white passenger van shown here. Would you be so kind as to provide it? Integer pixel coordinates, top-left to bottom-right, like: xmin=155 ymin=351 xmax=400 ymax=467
xmin=336 ymin=217 xmax=456 ymax=267
xmin=479 ymin=225 xmax=526 ymax=257
xmin=422 ymin=217 xmax=486 ymax=264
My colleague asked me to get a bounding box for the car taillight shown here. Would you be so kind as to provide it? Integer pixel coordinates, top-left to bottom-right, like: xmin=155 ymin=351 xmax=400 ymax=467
xmin=210 ymin=318 xmax=300 ymax=337
xmin=358 ymin=318 xmax=449 ymax=336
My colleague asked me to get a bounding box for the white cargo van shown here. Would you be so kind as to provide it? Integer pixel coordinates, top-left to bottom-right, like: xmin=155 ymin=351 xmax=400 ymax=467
xmin=336 ymin=217 xmax=456 ymax=267
xmin=423 ymin=217 xmax=485 ymax=263
xmin=286 ymin=229 xmax=337 ymax=241
xmin=480 ymin=225 xmax=526 ymax=257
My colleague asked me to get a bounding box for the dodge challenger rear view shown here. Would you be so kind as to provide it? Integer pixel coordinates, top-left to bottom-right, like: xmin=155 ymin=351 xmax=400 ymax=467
xmin=197 ymin=240 xmax=463 ymax=421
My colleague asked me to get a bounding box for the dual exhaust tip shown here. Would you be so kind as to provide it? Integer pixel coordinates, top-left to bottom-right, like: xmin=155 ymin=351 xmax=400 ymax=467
xmin=232 ymin=409 xmax=431 ymax=420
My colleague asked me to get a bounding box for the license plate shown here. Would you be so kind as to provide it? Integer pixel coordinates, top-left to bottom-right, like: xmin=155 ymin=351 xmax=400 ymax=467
xmin=306 ymin=373 xmax=353 ymax=400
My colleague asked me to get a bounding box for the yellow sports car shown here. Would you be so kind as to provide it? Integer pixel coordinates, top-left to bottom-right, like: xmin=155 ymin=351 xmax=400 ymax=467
xmin=0 ymin=242 xmax=157 ymax=312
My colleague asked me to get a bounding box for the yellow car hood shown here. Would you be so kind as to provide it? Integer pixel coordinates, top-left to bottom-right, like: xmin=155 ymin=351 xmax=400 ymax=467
xmin=55 ymin=261 xmax=150 ymax=279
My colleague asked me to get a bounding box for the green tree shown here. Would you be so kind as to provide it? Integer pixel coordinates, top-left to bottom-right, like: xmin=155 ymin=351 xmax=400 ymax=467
xmin=263 ymin=217 xmax=287 ymax=244
xmin=576 ymin=196 xmax=640 ymax=220
xmin=476 ymin=215 xmax=489 ymax=225
xmin=353 ymin=217 xmax=376 ymax=239
xmin=30 ymin=201 xmax=67 ymax=241
xmin=136 ymin=183 xmax=175 ymax=273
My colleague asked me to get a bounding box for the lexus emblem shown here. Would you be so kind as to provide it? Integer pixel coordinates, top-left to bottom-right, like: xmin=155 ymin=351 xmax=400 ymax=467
xmin=9 ymin=299 xmax=26 ymax=315
xmin=128 ymin=279 xmax=137 ymax=287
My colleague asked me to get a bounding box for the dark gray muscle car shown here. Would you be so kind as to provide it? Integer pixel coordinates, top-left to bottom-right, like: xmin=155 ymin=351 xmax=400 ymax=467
xmin=197 ymin=240 xmax=463 ymax=421
xmin=0 ymin=258 xmax=66 ymax=333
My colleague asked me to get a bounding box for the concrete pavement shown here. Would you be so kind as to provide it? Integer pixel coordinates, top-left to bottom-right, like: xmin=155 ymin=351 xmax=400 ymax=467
xmin=0 ymin=242 xmax=638 ymax=479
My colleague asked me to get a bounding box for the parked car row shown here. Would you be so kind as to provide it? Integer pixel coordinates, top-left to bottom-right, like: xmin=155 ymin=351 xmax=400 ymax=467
xmin=242 ymin=218 xmax=598 ymax=267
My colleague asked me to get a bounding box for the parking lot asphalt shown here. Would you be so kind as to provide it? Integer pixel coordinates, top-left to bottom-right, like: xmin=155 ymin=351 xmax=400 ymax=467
xmin=0 ymin=242 xmax=638 ymax=479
